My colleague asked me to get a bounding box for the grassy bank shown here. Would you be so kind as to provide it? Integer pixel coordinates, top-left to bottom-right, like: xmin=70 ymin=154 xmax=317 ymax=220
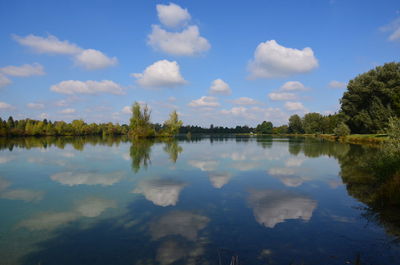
xmin=238 ymin=133 xmax=389 ymax=146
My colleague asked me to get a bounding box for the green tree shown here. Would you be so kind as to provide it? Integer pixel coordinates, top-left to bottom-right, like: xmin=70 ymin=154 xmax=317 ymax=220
xmin=163 ymin=110 xmax=183 ymax=136
xmin=288 ymin=115 xmax=304 ymax=134
xmin=129 ymin=102 xmax=155 ymax=138
xmin=334 ymin=122 xmax=351 ymax=137
xmin=340 ymin=62 xmax=400 ymax=133
xmin=302 ymin=113 xmax=324 ymax=134
xmin=255 ymin=121 xmax=273 ymax=134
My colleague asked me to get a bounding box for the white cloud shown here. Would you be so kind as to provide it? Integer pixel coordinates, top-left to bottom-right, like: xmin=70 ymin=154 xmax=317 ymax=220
xmin=230 ymin=97 xmax=259 ymax=105
xmin=0 ymin=102 xmax=14 ymax=110
xmin=248 ymin=40 xmax=318 ymax=78
xmin=380 ymin=18 xmax=400 ymax=41
xmin=0 ymin=63 xmax=45 ymax=77
xmin=39 ymin=113 xmax=49 ymax=119
xmin=13 ymin=34 xmax=82 ymax=54
xmin=121 ymin=106 xmax=132 ymax=114
xmin=74 ymin=49 xmax=117 ymax=70
xmin=27 ymin=102 xmax=45 ymax=109
xmin=280 ymin=81 xmax=308 ymax=91
xmin=59 ymin=108 xmax=76 ymax=114
xmin=133 ymin=179 xmax=186 ymax=207
xmin=188 ymin=96 xmax=219 ymax=107
xmin=268 ymin=92 xmax=297 ymax=101
xmin=132 ymin=60 xmax=186 ymax=88
xmin=284 ymin=101 xmax=307 ymax=112
xmin=13 ymin=34 xmax=117 ymax=70
xmin=209 ymin=78 xmax=231 ymax=95
xmin=329 ymin=80 xmax=347 ymax=89
xmin=148 ymin=25 xmax=210 ymax=56
xmin=0 ymin=74 xmax=12 ymax=88
xmin=156 ymin=3 xmax=191 ymax=28
xmin=50 ymin=80 xmax=125 ymax=95
xmin=221 ymin=107 xmax=255 ymax=119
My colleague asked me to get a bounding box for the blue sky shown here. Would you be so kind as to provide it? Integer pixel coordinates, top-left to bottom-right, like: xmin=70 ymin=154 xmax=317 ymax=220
xmin=0 ymin=0 xmax=399 ymax=126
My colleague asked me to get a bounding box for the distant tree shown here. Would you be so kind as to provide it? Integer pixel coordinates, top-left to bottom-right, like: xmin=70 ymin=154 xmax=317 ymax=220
xmin=163 ymin=110 xmax=183 ymax=136
xmin=288 ymin=115 xmax=304 ymax=134
xmin=256 ymin=121 xmax=273 ymax=134
xmin=340 ymin=62 xmax=400 ymax=133
xmin=303 ymin=113 xmax=324 ymax=134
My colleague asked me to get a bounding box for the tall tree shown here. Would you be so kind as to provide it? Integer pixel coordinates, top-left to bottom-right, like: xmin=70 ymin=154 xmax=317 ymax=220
xmin=288 ymin=114 xmax=304 ymax=134
xmin=340 ymin=62 xmax=400 ymax=133
xmin=129 ymin=102 xmax=155 ymax=138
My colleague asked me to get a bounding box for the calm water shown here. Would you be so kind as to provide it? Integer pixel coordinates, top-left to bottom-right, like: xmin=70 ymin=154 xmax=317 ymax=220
xmin=0 ymin=136 xmax=399 ymax=265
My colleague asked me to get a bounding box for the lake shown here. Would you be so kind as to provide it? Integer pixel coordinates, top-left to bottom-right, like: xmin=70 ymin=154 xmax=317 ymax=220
xmin=0 ymin=136 xmax=399 ymax=265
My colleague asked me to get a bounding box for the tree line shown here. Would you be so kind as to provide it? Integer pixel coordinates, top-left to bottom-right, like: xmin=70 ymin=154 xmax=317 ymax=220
xmin=1 ymin=62 xmax=399 ymax=137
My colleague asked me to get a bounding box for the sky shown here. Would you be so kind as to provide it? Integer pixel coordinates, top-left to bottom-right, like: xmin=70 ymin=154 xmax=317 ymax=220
xmin=0 ymin=0 xmax=399 ymax=127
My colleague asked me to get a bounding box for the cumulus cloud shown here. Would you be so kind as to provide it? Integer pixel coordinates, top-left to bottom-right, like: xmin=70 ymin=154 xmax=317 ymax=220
xmin=13 ymin=34 xmax=117 ymax=70
xmin=50 ymin=171 xmax=126 ymax=186
xmin=148 ymin=25 xmax=210 ymax=56
xmin=248 ymin=189 xmax=317 ymax=228
xmin=156 ymin=3 xmax=191 ymax=28
xmin=58 ymin=108 xmax=76 ymax=114
xmin=208 ymin=172 xmax=232 ymax=189
xmin=209 ymin=78 xmax=231 ymax=95
xmin=17 ymin=197 xmax=116 ymax=230
xmin=13 ymin=34 xmax=81 ymax=54
xmin=27 ymin=102 xmax=45 ymax=109
xmin=156 ymin=239 xmax=205 ymax=265
xmin=284 ymin=101 xmax=307 ymax=112
xmin=188 ymin=96 xmax=219 ymax=107
xmin=133 ymin=179 xmax=186 ymax=207
xmin=230 ymin=97 xmax=259 ymax=105
xmin=0 ymin=102 xmax=14 ymax=110
xmin=380 ymin=17 xmax=400 ymax=41
xmin=280 ymin=81 xmax=308 ymax=91
xmin=50 ymin=80 xmax=125 ymax=95
xmin=121 ymin=106 xmax=132 ymax=114
xmin=329 ymin=80 xmax=347 ymax=89
xmin=248 ymin=40 xmax=318 ymax=78
xmin=150 ymin=211 xmax=209 ymax=241
xmin=285 ymin=157 xmax=306 ymax=167
xmin=268 ymin=92 xmax=297 ymax=101
xmin=221 ymin=106 xmax=256 ymax=119
xmin=0 ymin=63 xmax=45 ymax=77
xmin=132 ymin=60 xmax=186 ymax=88
xmin=0 ymin=74 xmax=12 ymax=88
xmin=74 ymin=49 xmax=117 ymax=70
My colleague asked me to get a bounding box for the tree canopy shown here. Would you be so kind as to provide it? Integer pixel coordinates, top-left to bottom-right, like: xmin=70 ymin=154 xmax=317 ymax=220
xmin=340 ymin=62 xmax=400 ymax=133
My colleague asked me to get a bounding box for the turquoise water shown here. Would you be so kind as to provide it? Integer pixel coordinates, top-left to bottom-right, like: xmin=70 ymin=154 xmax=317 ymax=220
xmin=0 ymin=136 xmax=399 ymax=265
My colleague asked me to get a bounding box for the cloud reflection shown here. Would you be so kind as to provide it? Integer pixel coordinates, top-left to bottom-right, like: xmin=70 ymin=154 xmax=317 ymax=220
xmin=17 ymin=197 xmax=116 ymax=231
xmin=248 ymin=189 xmax=317 ymax=228
xmin=133 ymin=179 xmax=186 ymax=207
xmin=150 ymin=211 xmax=209 ymax=241
xmin=208 ymin=172 xmax=232 ymax=188
xmin=50 ymin=171 xmax=126 ymax=186
xmin=188 ymin=160 xmax=218 ymax=171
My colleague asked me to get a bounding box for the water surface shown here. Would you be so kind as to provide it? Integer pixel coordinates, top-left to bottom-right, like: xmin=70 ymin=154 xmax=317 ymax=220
xmin=0 ymin=136 xmax=399 ymax=265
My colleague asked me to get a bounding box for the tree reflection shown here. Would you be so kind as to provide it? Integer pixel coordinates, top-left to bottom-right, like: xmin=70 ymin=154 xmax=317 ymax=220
xmin=163 ymin=140 xmax=183 ymax=163
xmin=130 ymin=139 xmax=154 ymax=173
xmin=287 ymin=136 xmax=400 ymax=241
